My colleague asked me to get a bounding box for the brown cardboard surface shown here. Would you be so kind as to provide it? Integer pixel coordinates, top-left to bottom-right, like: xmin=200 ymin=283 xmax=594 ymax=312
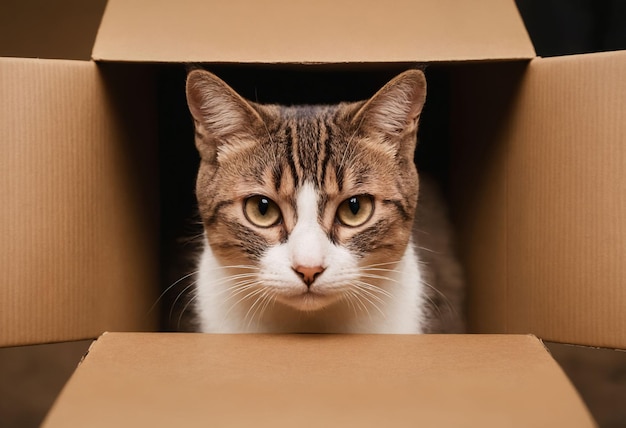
xmin=504 ymin=51 xmax=626 ymax=349
xmin=451 ymin=52 xmax=626 ymax=349
xmin=0 ymin=0 xmax=107 ymax=60
xmin=93 ymin=0 xmax=534 ymax=63
xmin=0 ymin=58 xmax=159 ymax=347
xmin=446 ymin=52 xmax=626 ymax=349
xmin=43 ymin=333 xmax=594 ymax=427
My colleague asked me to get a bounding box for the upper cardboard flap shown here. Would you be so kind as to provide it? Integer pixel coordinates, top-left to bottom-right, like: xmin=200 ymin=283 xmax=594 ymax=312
xmin=93 ymin=0 xmax=535 ymax=63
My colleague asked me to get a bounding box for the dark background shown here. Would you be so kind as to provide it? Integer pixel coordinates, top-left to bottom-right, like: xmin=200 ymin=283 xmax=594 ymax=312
xmin=516 ymin=0 xmax=626 ymax=56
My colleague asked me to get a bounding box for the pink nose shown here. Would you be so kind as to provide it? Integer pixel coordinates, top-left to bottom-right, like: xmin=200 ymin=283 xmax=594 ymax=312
xmin=293 ymin=265 xmax=325 ymax=286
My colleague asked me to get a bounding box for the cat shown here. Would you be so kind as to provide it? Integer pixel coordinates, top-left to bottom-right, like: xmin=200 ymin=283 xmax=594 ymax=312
xmin=184 ymin=68 xmax=464 ymax=334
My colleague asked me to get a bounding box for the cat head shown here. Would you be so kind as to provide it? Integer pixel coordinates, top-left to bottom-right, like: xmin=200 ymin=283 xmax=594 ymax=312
xmin=186 ymin=69 xmax=426 ymax=312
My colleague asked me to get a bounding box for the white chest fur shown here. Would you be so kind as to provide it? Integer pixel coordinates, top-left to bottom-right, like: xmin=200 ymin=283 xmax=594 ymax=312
xmin=194 ymin=240 xmax=426 ymax=334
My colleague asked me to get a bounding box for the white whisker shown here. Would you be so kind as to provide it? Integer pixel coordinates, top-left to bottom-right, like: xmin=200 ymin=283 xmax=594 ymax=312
xmin=258 ymin=291 xmax=276 ymax=324
xmin=357 ymin=273 xmax=400 ymax=290
xmin=177 ymin=294 xmax=198 ymax=330
xmin=169 ymin=281 xmax=198 ymax=322
xmin=360 ymin=267 xmax=403 ymax=275
xmin=355 ymin=293 xmax=385 ymax=319
xmin=352 ymin=281 xmax=390 ymax=303
xmin=359 ymin=260 xmax=403 ymax=269
xmin=223 ymin=285 xmax=265 ymax=321
xmin=149 ymin=270 xmax=198 ymax=314
xmin=346 ymin=290 xmax=368 ymax=316
xmin=341 ymin=291 xmax=359 ymax=317
xmin=414 ymin=245 xmax=441 ymax=254
xmin=202 ymin=274 xmax=261 ymax=292
xmin=220 ymin=280 xmax=264 ymax=303
xmin=420 ymin=278 xmax=456 ymax=316
xmin=245 ymin=289 xmax=272 ymax=329
xmin=201 ymin=264 xmax=261 ymax=272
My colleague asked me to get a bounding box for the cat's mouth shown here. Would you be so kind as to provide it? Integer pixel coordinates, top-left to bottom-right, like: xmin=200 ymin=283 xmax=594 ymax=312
xmin=277 ymin=287 xmax=340 ymax=312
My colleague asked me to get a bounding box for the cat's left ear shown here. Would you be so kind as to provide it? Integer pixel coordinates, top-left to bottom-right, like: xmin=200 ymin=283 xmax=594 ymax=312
xmin=353 ymin=69 xmax=426 ymax=143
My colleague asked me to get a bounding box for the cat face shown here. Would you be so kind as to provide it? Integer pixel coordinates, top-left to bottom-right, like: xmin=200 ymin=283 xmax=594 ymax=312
xmin=186 ymin=70 xmax=426 ymax=312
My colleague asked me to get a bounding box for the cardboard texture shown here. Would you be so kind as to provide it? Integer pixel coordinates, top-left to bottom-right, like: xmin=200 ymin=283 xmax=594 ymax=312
xmin=93 ymin=0 xmax=534 ymax=63
xmin=0 ymin=58 xmax=159 ymax=346
xmin=504 ymin=51 xmax=626 ymax=348
xmin=450 ymin=52 xmax=626 ymax=349
xmin=43 ymin=333 xmax=595 ymax=427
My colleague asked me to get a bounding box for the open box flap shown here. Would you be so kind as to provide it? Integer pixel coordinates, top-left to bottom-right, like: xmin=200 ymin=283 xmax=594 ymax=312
xmin=0 ymin=58 xmax=159 ymax=347
xmin=93 ymin=0 xmax=535 ymax=63
xmin=43 ymin=333 xmax=594 ymax=427
xmin=505 ymin=51 xmax=626 ymax=349
xmin=454 ymin=51 xmax=626 ymax=349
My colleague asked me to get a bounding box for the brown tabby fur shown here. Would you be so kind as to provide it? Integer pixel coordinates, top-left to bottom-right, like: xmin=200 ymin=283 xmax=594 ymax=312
xmin=189 ymin=71 xmax=422 ymax=273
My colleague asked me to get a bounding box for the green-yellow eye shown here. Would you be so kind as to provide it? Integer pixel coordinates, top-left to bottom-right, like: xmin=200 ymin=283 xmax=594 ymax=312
xmin=244 ymin=195 xmax=282 ymax=228
xmin=336 ymin=195 xmax=374 ymax=227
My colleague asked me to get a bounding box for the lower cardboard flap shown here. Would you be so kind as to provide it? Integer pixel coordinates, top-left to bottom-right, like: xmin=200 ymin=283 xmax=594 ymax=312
xmin=43 ymin=333 xmax=594 ymax=427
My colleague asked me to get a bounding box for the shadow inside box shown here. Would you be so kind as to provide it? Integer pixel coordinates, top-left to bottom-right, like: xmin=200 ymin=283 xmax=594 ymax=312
xmin=546 ymin=342 xmax=626 ymax=428
xmin=0 ymin=340 xmax=92 ymax=428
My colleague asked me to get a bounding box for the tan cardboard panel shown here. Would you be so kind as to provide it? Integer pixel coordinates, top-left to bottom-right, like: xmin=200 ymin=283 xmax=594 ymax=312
xmin=44 ymin=333 xmax=594 ymax=427
xmin=503 ymin=51 xmax=626 ymax=349
xmin=93 ymin=0 xmax=534 ymax=63
xmin=0 ymin=58 xmax=159 ymax=347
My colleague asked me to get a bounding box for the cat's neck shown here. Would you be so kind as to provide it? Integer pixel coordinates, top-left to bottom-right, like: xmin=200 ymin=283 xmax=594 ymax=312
xmin=194 ymin=239 xmax=426 ymax=334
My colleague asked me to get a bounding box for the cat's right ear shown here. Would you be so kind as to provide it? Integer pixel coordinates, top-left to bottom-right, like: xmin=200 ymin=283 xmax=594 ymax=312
xmin=186 ymin=70 xmax=264 ymax=159
xmin=352 ymin=69 xmax=427 ymax=144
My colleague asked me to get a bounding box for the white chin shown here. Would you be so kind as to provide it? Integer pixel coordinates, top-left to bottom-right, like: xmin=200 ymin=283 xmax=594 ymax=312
xmin=277 ymin=292 xmax=338 ymax=312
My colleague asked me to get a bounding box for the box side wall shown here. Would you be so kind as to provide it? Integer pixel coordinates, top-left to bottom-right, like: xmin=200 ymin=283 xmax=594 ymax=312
xmin=0 ymin=58 xmax=159 ymax=347
xmin=504 ymin=52 xmax=626 ymax=349
xmin=449 ymin=62 xmax=529 ymax=334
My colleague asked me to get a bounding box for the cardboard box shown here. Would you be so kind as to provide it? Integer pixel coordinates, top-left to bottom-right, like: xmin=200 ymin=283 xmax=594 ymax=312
xmin=2 ymin=0 xmax=625 ymax=425
xmin=3 ymin=0 xmax=625 ymax=349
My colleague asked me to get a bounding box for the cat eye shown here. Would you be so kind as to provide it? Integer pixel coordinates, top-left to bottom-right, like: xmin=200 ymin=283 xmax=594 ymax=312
xmin=244 ymin=195 xmax=282 ymax=228
xmin=336 ymin=195 xmax=374 ymax=227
